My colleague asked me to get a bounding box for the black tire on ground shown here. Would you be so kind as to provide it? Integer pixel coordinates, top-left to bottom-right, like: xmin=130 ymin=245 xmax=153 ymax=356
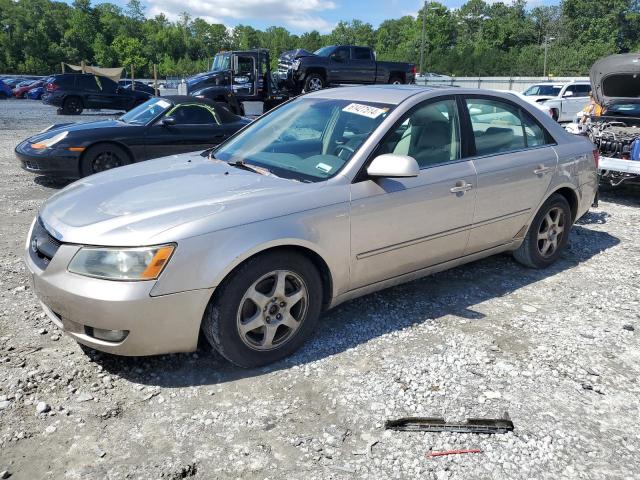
xmin=201 ymin=251 xmax=323 ymax=368
xmin=80 ymin=143 xmax=132 ymax=177
xmin=303 ymin=73 xmax=325 ymax=92
xmin=62 ymin=96 xmax=83 ymax=115
xmin=513 ymin=193 xmax=572 ymax=269
xmin=389 ymin=76 xmax=403 ymax=85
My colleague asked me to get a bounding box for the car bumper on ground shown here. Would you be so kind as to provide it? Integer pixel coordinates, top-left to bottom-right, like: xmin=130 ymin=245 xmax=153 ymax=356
xmin=15 ymin=140 xmax=82 ymax=178
xmin=599 ymin=156 xmax=640 ymax=185
xmin=24 ymin=219 xmax=213 ymax=356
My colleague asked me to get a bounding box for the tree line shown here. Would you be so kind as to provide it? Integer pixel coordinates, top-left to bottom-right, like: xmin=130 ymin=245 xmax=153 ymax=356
xmin=1 ymin=0 xmax=639 ymax=78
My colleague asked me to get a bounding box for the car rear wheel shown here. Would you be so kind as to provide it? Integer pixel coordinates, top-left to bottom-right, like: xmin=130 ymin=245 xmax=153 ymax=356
xmin=303 ymin=74 xmax=325 ymax=92
xmin=62 ymin=96 xmax=83 ymax=115
xmin=80 ymin=143 xmax=132 ymax=177
xmin=389 ymin=76 xmax=403 ymax=85
xmin=201 ymin=251 xmax=323 ymax=368
xmin=513 ymin=193 xmax=572 ymax=269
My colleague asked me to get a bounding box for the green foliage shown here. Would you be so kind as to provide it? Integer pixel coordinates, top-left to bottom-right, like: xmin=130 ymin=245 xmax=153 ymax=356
xmin=0 ymin=0 xmax=638 ymax=77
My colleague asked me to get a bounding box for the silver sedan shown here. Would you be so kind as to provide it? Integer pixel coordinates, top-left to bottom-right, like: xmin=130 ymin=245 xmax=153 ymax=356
xmin=25 ymin=86 xmax=598 ymax=367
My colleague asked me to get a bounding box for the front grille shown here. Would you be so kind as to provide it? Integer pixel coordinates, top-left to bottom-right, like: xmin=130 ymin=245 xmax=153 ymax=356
xmin=277 ymin=61 xmax=292 ymax=75
xmin=24 ymin=160 xmax=41 ymax=170
xmin=29 ymin=218 xmax=62 ymax=270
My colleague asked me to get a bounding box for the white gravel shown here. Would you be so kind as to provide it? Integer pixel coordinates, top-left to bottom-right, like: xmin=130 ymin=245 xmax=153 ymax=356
xmin=0 ymin=100 xmax=639 ymax=479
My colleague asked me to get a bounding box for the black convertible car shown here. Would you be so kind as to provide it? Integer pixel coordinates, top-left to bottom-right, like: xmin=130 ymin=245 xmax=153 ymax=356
xmin=16 ymin=96 xmax=250 ymax=178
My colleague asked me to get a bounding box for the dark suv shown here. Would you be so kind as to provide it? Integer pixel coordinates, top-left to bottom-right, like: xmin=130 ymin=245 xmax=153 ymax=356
xmin=43 ymin=74 xmax=153 ymax=114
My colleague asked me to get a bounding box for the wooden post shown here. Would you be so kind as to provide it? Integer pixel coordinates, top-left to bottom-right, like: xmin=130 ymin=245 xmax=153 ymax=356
xmin=81 ymin=60 xmax=86 ymax=74
xmin=153 ymin=64 xmax=158 ymax=96
xmin=61 ymin=62 xmax=65 ymax=74
xmin=131 ymin=65 xmax=135 ymax=90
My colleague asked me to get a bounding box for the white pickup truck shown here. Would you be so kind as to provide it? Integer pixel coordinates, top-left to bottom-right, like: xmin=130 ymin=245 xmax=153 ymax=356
xmin=522 ymin=81 xmax=592 ymax=122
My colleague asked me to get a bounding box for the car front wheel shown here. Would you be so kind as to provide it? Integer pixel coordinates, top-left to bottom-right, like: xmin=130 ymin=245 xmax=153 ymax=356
xmin=202 ymin=251 xmax=323 ymax=368
xmin=80 ymin=143 xmax=132 ymax=177
xmin=513 ymin=193 xmax=572 ymax=269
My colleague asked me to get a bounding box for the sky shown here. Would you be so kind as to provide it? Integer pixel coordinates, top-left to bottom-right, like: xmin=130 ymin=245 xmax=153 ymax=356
xmin=79 ymin=0 xmax=561 ymax=34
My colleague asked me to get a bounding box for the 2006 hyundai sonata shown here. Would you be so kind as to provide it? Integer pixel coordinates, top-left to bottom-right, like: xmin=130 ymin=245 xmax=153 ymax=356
xmin=25 ymin=85 xmax=598 ymax=367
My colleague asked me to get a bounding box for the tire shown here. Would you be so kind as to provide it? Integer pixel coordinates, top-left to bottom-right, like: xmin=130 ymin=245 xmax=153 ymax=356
xmin=550 ymin=108 xmax=559 ymax=122
xmin=80 ymin=143 xmax=132 ymax=177
xmin=62 ymin=96 xmax=83 ymax=115
xmin=389 ymin=76 xmax=403 ymax=85
xmin=513 ymin=193 xmax=572 ymax=269
xmin=303 ymin=73 xmax=325 ymax=92
xmin=202 ymin=251 xmax=323 ymax=368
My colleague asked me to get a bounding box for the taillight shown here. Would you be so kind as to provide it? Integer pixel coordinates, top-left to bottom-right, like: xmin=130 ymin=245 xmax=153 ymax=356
xmin=45 ymin=83 xmax=58 ymax=92
xmin=593 ymin=149 xmax=600 ymax=169
xmin=411 ymin=65 xmax=417 ymax=75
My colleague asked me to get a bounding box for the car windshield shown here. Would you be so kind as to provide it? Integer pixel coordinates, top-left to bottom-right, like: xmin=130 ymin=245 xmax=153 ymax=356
xmin=314 ymin=46 xmax=335 ymax=57
xmin=606 ymin=102 xmax=640 ymax=117
xmin=213 ymin=98 xmax=394 ymax=182
xmin=119 ymin=98 xmax=172 ymax=125
xmin=523 ymin=85 xmax=562 ymax=96
xmin=211 ymin=53 xmax=231 ymax=71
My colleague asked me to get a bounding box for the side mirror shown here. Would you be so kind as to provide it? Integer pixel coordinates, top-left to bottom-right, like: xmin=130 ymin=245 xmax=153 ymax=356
xmin=563 ymin=91 xmax=574 ymax=98
xmin=162 ymin=116 xmax=176 ymax=126
xmin=367 ymin=154 xmax=419 ymax=178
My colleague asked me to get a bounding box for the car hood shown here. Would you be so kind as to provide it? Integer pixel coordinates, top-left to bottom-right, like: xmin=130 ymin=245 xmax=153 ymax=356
xmin=28 ymin=120 xmax=132 ymax=142
xmin=279 ymin=49 xmax=317 ymax=63
xmin=39 ymin=152 xmax=335 ymax=246
xmin=590 ymin=53 xmax=640 ymax=106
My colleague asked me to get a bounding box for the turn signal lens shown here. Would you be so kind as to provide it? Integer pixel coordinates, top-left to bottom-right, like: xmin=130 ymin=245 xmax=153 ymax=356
xmin=141 ymin=246 xmax=175 ymax=280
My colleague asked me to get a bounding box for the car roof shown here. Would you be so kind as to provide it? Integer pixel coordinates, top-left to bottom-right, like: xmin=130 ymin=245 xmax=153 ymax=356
xmin=304 ymin=85 xmax=435 ymax=105
xmin=163 ymin=95 xmax=242 ymax=122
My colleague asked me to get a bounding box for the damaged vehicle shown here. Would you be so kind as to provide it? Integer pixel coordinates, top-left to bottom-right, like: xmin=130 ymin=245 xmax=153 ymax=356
xmin=277 ymin=45 xmax=416 ymax=93
xmin=586 ymin=54 xmax=640 ymax=186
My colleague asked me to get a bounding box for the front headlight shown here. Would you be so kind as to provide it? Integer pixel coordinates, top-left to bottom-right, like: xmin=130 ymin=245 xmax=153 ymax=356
xmin=68 ymin=245 xmax=175 ymax=281
xmin=292 ymin=60 xmax=301 ymax=71
xmin=32 ymin=131 xmax=68 ymax=149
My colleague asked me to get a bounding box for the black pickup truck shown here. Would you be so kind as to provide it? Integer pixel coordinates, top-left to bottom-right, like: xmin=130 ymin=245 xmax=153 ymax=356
xmin=277 ymin=45 xmax=416 ymax=92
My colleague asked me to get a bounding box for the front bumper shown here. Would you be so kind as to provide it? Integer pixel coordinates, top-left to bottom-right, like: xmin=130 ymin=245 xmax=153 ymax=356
xmin=15 ymin=140 xmax=81 ymax=178
xmin=24 ymin=221 xmax=213 ymax=356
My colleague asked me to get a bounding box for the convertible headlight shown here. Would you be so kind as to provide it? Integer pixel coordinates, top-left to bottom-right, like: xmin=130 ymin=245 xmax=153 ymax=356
xmin=32 ymin=131 xmax=68 ymax=149
xmin=68 ymin=245 xmax=175 ymax=280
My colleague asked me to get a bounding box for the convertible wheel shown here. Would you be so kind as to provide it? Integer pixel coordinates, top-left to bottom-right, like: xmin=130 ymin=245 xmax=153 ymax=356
xmin=62 ymin=96 xmax=83 ymax=115
xmin=513 ymin=193 xmax=572 ymax=269
xmin=80 ymin=144 xmax=132 ymax=177
xmin=202 ymin=251 xmax=323 ymax=368
xmin=303 ymin=74 xmax=325 ymax=92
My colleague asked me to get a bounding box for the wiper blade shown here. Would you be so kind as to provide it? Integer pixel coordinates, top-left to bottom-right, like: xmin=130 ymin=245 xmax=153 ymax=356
xmin=227 ymin=160 xmax=276 ymax=177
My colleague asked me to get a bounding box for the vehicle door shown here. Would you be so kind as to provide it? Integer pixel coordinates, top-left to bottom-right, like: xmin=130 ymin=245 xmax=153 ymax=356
xmin=559 ymin=84 xmax=591 ymax=121
xmin=350 ymin=47 xmax=376 ymax=84
xmin=462 ymin=95 xmax=558 ymax=253
xmin=231 ymin=54 xmax=257 ymax=101
xmin=327 ymin=46 xmax=352 ymax=84
xmin=349 ymin=97 xmax=477 ymax=289
xmin=143 ymin=104 xmax=226 ymax=159
xmin=77 ymin=75 xmax=105 ymax=109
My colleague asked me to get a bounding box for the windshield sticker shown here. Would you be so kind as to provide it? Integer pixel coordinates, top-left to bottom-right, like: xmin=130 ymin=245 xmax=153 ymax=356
xmin=316 ymin=162 xmax=333 ymax=173
xmin=342 ymin=103 xmax=389 ymax=119
xmin=156 ymin=99 xmax=171 ymax=109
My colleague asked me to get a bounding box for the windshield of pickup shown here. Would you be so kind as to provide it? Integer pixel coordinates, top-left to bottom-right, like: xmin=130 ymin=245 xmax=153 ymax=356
xmin=119 ymin=98 xmax=172 ymax=125
xmin=523 ymin=85 xmax=562 ymax=96
xmin=211 ymin=53 xmax=231 ymax=71
xmin=214 ymin=98 xmax=394 ymax=182
xmin=314 ymin=46 xmax=335 ymax=57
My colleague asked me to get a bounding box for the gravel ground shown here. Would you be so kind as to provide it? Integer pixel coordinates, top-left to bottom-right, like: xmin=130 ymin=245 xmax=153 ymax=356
xmin=1 ymin=100 xmax=639 ymax=480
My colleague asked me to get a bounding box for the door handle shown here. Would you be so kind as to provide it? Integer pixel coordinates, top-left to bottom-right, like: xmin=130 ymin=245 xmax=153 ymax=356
xmin=450 ymin=181 xmax=473 ymax=194
xmin=534 ymin=165 xmax=553 ymax=175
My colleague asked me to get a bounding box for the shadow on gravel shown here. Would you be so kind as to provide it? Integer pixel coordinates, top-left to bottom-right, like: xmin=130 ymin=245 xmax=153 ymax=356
xmin=33 ymin=176 xmax=74 ymax=189
xmin=599 ymin=184 xmax=640 ymax=208
xmin=86 ymin=225 xmax=620 ymax=387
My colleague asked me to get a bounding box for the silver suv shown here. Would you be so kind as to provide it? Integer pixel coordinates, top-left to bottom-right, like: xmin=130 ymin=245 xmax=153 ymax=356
xmin=25 ymin=86 xmax=598 ymax=367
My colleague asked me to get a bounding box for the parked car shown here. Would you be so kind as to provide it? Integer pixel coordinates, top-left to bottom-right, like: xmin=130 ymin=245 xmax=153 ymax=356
xmin=16 ymin=96 xmax=249 ymax=178
xmin=0 ymin=79 xmax=12 ymax=99
xmin=42 ymin=73 xmax=153 ymax=114
xmin=118 ymin=79 xmax=156 ymax=95
xmin=277 ymin=45 xmax=416 ymax=92
xmin=583 ymin=54 xmax=640 ymax=186
xmin=26 ymin=86 xmax=45 ymax=100
xmin=3 ymin=77 xmax=29 ymax=88
xmin=25 ymin=86 xmax=597 ymax=367
xmin=522 ymin=81 xmax=591 ymax=122
xmin=496 ymin=90 xmax=555 ymax=118
xmin=13 ymin=79 xmax=46 ymax=98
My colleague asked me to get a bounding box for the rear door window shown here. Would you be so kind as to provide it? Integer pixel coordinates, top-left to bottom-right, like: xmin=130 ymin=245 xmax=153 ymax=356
xmin=352 ymin=47 xmax=372 ymax=60
xmin=170 ymin=105 xmax=217 ymax=125
xmin=78 ymin=76 xmax=99 ymax=91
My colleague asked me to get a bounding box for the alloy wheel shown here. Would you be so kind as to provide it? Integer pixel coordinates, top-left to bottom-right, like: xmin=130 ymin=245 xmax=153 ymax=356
xmin=536 ymin=207 xmax=565 ymax=258
xmin=308 ymin=78 xmax=323 ymax=91
xmin=236 ymin=270 xmax=309 ymax=351
xmin=92 ymin=151 xmax=124 ymax=173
